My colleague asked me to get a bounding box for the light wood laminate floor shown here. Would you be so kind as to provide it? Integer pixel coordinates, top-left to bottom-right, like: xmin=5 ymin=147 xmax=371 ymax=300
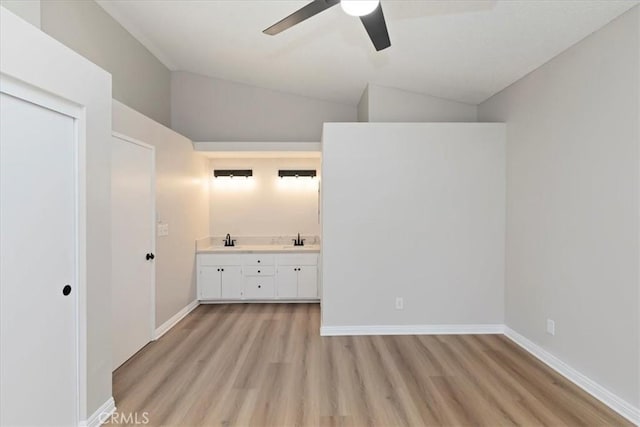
xmin=112 ymin=303 xmax=631 ymax=426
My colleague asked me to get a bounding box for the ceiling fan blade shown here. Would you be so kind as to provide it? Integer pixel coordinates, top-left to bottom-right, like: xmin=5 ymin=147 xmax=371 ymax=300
xmin=360 ymin=3 xmax=391 ymax=51
xmin=263 ymin=0 xmax=340 ymax=35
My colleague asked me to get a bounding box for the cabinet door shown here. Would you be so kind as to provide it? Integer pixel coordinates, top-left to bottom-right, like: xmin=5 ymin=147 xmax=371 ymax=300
xmin=244 ymin=277 xmax=275 ymax=299
xmin=297 ymin=266 xmax=318 ymax=298
xmin=199 ymin=266 xmax=221 ymax=299
xmin=221 ymin=266 xmax=243 ymax=299
xmin=276 ymin=266 xmax=298 ymax=298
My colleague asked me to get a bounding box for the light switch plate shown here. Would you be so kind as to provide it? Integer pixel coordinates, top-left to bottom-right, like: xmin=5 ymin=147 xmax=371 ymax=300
xmin=546 ymin=319 xmax=555 ymax=336
xmin=157 ymin=222 xmax=169 ymax=237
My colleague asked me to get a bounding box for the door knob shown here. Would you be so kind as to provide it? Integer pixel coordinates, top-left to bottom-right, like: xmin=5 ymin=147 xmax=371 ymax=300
xmin=146 ymin=253 xmax=155 ymax=261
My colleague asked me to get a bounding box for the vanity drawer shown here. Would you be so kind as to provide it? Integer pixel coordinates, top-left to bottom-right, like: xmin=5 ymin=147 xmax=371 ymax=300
xmin=198 ymin=254 xmax=243 ymax=266
xmin=244 ymin=266 xmax=275 ymax=276
xmin=243 ymin=255 xmax=275 ymax=266
xmin=276 ymin=254 xmax=318 ymax=266
xmin=244 ymin=277 xmax=275 ymax=299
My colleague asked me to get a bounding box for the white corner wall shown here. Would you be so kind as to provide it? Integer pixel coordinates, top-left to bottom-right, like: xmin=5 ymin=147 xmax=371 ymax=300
xmin=357 ymin=85 xmax=369 ymax=122
xmin=322 ymin=123 xmax=505 ymax=328
xmin=171 ymin=71 xmax=357 ymax=142
xmin=209 ymin=158 xmax=321 ymax=237
xmin=112 ymin=100 xmax=209 ymax=327
xmin=479 ymin=6 xmax=640 ymax=411
xmin=41 ymin=0 xmax=171 ymax=126
xmin=367 ymin=84 xmax=478 ymax=123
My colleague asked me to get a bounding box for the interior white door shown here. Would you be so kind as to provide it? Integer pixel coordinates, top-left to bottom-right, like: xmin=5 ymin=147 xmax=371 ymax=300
xmin=0 ymin=92 xmax=78 ymax=426
xmin=111 ymin=135 xmax=155 ymax=370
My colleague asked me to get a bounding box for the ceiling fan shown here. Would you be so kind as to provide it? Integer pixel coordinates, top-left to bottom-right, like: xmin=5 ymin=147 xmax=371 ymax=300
xmin=263 ymin=0 xmax=391 ymax=51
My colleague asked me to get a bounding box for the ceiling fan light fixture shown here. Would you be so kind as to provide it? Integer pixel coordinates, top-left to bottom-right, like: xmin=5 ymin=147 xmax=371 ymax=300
xmin=340 ymin=0 xmax=380 ymax=17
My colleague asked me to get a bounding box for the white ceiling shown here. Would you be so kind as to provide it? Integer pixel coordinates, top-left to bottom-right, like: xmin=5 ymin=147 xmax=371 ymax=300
xmin=97 ymin=0 xmax=638 ymax=105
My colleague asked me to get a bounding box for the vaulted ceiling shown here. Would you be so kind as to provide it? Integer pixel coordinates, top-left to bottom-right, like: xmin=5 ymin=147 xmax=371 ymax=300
xmin=97 ymin=0 xmax=638 ymax=105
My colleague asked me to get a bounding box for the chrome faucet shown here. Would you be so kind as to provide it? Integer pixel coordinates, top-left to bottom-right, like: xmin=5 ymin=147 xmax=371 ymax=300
xmin=292 ymin=233 xmax=305 ymax=247
xmin=224 ymin=233 xmax=236 ymax=247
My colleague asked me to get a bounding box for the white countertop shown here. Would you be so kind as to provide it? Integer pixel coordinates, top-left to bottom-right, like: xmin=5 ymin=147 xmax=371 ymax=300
xmin=197 ymin=244 xmax=320 ymax=254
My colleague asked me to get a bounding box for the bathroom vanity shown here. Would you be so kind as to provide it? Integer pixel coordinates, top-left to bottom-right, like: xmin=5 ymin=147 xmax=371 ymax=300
xmin=196 ymin=237 xmax=320 ymax=302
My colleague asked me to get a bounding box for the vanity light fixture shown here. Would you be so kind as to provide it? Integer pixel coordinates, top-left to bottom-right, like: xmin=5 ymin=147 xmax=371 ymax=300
xmin=213 ymin=169 xmax=253 ymax=178
xmin=278 ymin=170 xmax=317 ymax=178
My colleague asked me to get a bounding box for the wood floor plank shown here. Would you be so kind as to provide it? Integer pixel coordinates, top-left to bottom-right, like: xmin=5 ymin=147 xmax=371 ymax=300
xmin=110 ymin=303 xmax=633 ymax=427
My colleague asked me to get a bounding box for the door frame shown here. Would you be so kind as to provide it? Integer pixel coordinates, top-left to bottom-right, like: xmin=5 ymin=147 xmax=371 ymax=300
xmin=111 ymin=131 xmax=157 ymax=342
xmin=1 ymin=72 xmax=87 ymax=426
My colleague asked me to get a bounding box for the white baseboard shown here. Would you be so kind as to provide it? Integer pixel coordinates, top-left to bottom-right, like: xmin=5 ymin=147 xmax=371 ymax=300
xmin=154 ymin=300 xmax=199 ymax=340
xmin=320 ymin=323 xmax=505 ymax=336
xmin=504 ymin=327 xmax=640 ymax=425
xmin=79 ymin=397 xmax=115 ymax=427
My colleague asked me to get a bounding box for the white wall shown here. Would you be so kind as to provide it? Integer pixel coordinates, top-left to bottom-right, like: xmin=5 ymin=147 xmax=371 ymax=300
xmin=210 ymin=158 xmax=321 ymax=237
xmin=0 ymin=0 xmax=40 ymax=27
xmin=366 ymin=84 xmax=478 ymax=122
xmin=171 ymin=71 xmax=357 ymax=142
xmin=1 ymin=7 xmax=113 ymax=419
xmin=41 ymin=0 xmax=171 ymax=126
xmin=479 ymin=6 xmax=640 ymax=409
xmin=112 ymin=101 xmax=209 ymax=327
xmin=322 ymin=123 xmax=505 ymax=327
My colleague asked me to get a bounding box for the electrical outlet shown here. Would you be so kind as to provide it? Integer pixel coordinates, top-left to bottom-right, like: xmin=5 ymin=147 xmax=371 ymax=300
xmin=395 ymin=297 xmax=404 ymax=310
xmin=546 ymin=319 xmax=555 ymax=336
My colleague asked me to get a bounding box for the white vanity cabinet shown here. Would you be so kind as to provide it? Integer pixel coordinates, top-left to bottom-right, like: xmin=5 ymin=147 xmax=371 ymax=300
xmin=196 ymin=252 xmax=319 ymax=302
xmin=197 ymin=254 xmax=244 ymax=299
xmin=198 ymin=265 xmax=243 ymax=299
xmin=276 ymin=254 xmax=319 ymax=299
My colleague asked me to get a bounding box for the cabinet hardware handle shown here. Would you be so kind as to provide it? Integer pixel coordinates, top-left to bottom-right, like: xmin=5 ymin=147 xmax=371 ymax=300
xmin=258 ymin=285 xmax=261 ymax=288
xmin=217 ymin=268 xmax=220 ymax=272
xmin=221 ymin=268 xmax=224 ymax=272
xmin=257 ymin=260 xmax=261 ymax=263
xmin=62 ymin=285 xmax=72 ymax=296
xmin=146 ymin=253 xmax=155 ymax=261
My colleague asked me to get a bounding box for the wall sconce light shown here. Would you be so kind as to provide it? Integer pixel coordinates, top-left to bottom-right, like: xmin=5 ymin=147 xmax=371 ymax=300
xmin=278 ymin=170 xmax=317 ymax=178
xmin=213 ymin=169 xmax=253 ymax=178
